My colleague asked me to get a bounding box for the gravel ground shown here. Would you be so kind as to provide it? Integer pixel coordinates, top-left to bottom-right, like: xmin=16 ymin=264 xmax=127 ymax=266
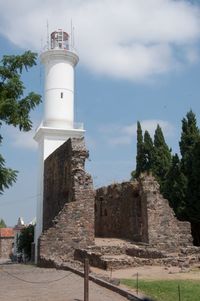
xmin=0 ymin=263 xmax=127 ymax=301
xmin=91 ymin=264 xmax=200 ymax=281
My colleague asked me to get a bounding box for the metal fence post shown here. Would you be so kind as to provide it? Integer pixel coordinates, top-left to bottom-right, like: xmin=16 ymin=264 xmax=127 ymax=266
xmin=178 ymin=284 xmax=181 ymax=301
xmin=84 ymin=258 xmax=89 ymax=301
xmin=136 ymin=272 xmax=139 ymax=295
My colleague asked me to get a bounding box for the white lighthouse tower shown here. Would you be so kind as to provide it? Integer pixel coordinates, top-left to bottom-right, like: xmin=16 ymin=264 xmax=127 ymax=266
xmin=34 ymin=29 xmax=84 ymax=260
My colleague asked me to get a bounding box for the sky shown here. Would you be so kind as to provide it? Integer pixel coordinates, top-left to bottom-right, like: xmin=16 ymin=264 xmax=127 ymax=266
xmin=0 ymin=0 xmax=200 ymax=226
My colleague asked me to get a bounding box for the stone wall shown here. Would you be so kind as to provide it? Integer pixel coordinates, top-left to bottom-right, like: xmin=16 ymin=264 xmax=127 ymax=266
xmin=0 ymin=228 xmax=14 ymax=259
xmin=95 ymin=174 xmax=193 ymax=252
xmin=38 ymin=137 xmax=95 ymax=264
xmin=139 ymin=174 xmax=193 ymax=251
xmin=95 ymin=182 xmax=147 ymax=242
xmin=0 ymin=238 xmax=13 ymax=258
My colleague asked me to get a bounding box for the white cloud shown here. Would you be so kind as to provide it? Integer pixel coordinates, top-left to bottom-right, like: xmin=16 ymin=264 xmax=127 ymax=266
xmin=123 ymin=119 xmax=174 ymax=137
xmin=100 ymin=119 xmax=174 ymax=146
xmin=0 ymin=0 xmax=200 ymax=81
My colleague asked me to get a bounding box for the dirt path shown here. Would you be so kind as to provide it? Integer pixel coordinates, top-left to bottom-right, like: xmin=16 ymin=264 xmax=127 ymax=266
xmin=91 ymin=264 xmax=200 ymax=281
xmin=0 ymin=263 xmax=127 ymax=301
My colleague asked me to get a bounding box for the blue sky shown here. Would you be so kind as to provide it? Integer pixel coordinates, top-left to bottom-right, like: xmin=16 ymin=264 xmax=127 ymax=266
xmin=0 ymin=0 xmax=200 ymax=226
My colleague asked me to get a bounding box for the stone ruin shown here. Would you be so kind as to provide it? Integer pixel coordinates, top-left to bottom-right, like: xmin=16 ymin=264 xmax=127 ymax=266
xmin=38 ymin=137 xmax=200 ymax=269
xmin=38 ymin=137 xmax=95 ymax=265
xmin=95 ymin=176 xmax=192 ymax=251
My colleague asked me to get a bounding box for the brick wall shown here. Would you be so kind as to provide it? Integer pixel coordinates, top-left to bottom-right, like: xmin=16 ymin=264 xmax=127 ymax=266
xmin=38 ymin=137 xmax=95 ymax=264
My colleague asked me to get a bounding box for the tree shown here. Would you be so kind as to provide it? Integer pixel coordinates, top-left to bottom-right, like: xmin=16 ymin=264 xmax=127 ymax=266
xmin=186 ymin=137 xmax=200 ymax=245
xmin=152 ymin=125 xmax=171 ymax=190
xmin=163 ymin=154 xmax=187 ymax=219
xmin=135 ymin=121 xmax=146 ymax=178
xmin=179 ymin=111 xmax=200 ymax=184
xmin=0 ymin=136 xmax=17 ymax=193
xmin=131 ymin=112 xmax=200 ymax=245
xmin=179 ymin=110 xmax=199 ymax=177
xmin=132 ymin=123 xmax=170 ymax=184
xmin=179 ymin=111 xmax=200 ymax=244
xmin=18 ymin=225 xmax=34 ymax=260
xmin=0 ymin=51 xmax=41 ymax=193
xmin=143 ymin=130 xmax=154 ymax=172
xmin=0 ymin=218 xmax=7 ymax=228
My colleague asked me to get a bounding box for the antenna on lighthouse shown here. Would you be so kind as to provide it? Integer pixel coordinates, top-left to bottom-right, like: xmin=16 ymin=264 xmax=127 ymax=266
xmin=70 ymin=19 xmax=73 ymax=48
xmin=46 ymin=20 xmax=49 ymax=50
xmin=40 ymin=37 xmax=43 ymax=52
xmin=39 ymin=37 xmax=43 ymax=91
xmin=72 ymin=25 xmax=75 ymax=48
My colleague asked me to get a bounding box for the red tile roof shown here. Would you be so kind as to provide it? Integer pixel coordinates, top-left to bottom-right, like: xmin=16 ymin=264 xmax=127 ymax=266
xmin=0 ymin=228 xmax=14 ymax=237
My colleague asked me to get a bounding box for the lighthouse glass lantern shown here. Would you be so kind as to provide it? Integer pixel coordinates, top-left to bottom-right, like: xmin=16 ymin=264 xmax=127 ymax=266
xmin=50 ymin=30 xmax=69 ymax=49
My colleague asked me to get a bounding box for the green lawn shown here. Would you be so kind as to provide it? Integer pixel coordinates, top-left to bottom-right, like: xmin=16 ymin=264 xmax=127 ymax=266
xmin=121 ymin=279 xmax=200 ymax=301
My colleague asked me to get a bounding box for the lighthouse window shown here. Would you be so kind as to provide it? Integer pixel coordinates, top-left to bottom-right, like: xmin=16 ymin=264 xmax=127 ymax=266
xmin=61 ymin=92 xmax=63 ymax=99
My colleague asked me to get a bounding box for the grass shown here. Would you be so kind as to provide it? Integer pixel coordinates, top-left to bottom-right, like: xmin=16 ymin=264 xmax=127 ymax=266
xmin=121 ymin=279 xmax=200 ymax=301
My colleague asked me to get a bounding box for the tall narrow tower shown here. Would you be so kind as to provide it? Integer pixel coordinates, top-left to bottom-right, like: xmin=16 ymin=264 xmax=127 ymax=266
xmin=34 ymin=29 xmax=84 ymax=260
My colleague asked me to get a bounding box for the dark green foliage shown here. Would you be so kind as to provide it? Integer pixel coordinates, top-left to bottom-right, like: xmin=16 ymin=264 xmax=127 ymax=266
xmin=188 ymin=138 xmax=200 ymax=222
xmin=163 ymin=154 xmax=187 ymax=218
xmin=0 ymin=51 xmax=41 ymax=130
xmin=0 ymin=218 xmax=7 ymax=228
xmin=130 ymin=169 xmax=136 ymax=180
xmin=186 ymin=137 xmax=200 ymax=245
xmin=179 ymin=111 xmax=200 ymax=244
xmin=18 ymin=225 xmax=34 ymax=259
xmin=132 ymin=111 xmax=200 ymax=245
xmin=135 ymin=121 xmax=146 ymax=177
xmin=179 ymin=111 xmax=200 ymax=191
xmin=133 ymin=123 xmax=171 ymax=188
xmin=0 ymin=51 xmax=41 ymax=193
xmin=143 ymin=130 xmax=154 ymax=172
xmin=132 ymin=128 xmax=154 ymax=180
xmin=0 ymin=136 xmax=17 ymax=193
xmin=179 ymin=110 xmax=200 ymax=176
xmin=152 ymin=125 xmax=172 ymax=189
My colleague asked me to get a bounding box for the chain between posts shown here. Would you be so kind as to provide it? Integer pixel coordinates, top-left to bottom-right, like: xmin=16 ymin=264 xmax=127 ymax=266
xmin=0 ymin=267 xmax=73 ymax=284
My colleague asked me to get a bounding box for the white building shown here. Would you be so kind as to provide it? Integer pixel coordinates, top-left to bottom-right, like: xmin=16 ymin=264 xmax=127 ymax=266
xmin=34 ymin=29 xmax=84 ymax=261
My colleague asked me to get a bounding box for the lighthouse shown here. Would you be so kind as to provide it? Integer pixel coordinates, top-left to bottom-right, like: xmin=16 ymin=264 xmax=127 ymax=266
xmin=34 ymin=29 xmax=84 ymax=261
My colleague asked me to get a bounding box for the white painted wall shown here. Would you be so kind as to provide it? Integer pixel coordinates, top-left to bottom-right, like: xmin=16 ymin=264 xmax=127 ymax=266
xmin=40 ymin=50 xmax=79 ymax=129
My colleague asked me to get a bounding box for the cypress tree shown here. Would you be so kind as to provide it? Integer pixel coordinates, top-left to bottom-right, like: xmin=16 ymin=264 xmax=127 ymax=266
xmin=0 ymin=218 xmax=7 ymax=228
xmin=143 ymin=130 xmax=154 ymax=172
xmin=163 ymin=154 xmax=187 ymax=219
xmin=135 ymin=121 xmax=146 ymax=177
xmin=179 ymin=110 xmax=200 ymax=177
xmin=153 ymin=125 xmax=172 ymax=190
xmin=187 ymin=137 xmax=200 ymax=245
xmin=179 ymin=110 xmax=200 ymax=245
